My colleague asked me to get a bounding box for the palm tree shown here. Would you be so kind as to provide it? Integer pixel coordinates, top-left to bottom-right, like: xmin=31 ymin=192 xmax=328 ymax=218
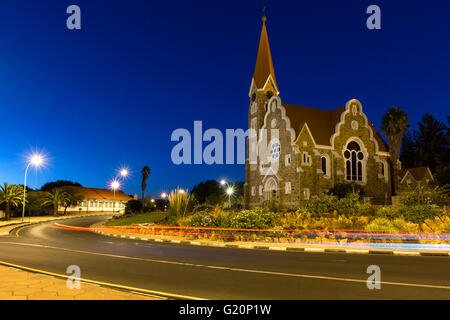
xmin=141 ymin=166 xmax=151 ymax=199
xmin=40 ymin=188 xmax=71 ymax=216
xmin=0 ymin=183 xmax=24 ymax=220
xmin=381 ymin=106 xmax=410 ymax=195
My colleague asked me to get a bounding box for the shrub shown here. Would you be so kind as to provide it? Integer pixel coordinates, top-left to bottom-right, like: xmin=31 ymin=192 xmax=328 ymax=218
xmin=337 ymin=191 xmax=362 ymax=216
xmin=301 ymin=195 xmax=337 ymax=217
xmin=398 ymin=204 xmax=441 ymax=223
xmin=392 ymin=218 xmax=420 ymax=233
xmin=376 ymin=206 xmax=402 ymax=220
xmin=365 ymin=218 xmax=397 ymax=233
xmin=400 ymin=185 xmax=449 ymax=207
xmin=168 ymin=187 xmax=192 ymax=219
xmin=178 ymin=205 xmax=231 ymax=228
xmin=263 ymin=200 xmax=280 ymax=213
xmin=124 ymin=200 xmax=143 ymax=213
xmin=328 ymin=183 xmax=365 ymax=199
xmin=228 ymin=208 xmax=281 ymax=229
xmin=187 ymin=210 xmax=217 ymax=227
xmin=300 ymin=191 xmax=372 ymax=217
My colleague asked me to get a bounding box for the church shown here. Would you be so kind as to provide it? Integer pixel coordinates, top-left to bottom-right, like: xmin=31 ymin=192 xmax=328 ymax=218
xmin=244 ymin=15 xmax=393 ymax=209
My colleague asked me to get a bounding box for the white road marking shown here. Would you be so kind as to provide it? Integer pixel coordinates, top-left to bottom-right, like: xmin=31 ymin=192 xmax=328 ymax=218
xmin=269 ymin=247 xmax=287 ymax=251
xmin=394 ymin=251 xmax=420 ymax=256
xmin=305 ymin=248 xmax=325 ymax=252
xmin=0 ymin=241 xmax=448 ymax=290
xmin=346 ymin=249 xmax=370 ymax=254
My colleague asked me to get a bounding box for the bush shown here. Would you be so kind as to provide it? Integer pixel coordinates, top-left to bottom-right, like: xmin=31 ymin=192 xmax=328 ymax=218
xmin=398 ymin=204 xmax=441 ymax=224
xmin=187 ymin=210 xmax=217 ymax=227
xmin=400 ymin=185 xmax=449 ymax=207
xmin=178 ymin=205 xmax=231 ymax=228
xmin=301 ymin=195 xmax=337 ymax=217
xmin=125 ymin=200 xmax=143 ymax=213
xmin=168 ymin=187 xmax=191 ymax=219
xmin=328 ymin=183 xmax=365 ymax=199
xmin=263 ymin=200 xmax=280 ymax=213
xmin=365 ymin=218 xmax=397 ymax=233
xmin=228 ymin=208 xmax=281 ymax=229
xmin=299 ymin=191 xmax=373 ymax=217
xmin=376 ymin=206 xmax=402 ymax=220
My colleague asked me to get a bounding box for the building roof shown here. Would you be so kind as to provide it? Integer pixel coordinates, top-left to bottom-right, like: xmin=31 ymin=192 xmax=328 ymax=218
xmin=69 ymin=187 xmax=133 ymax=201
xmin=283 ymin=103 xmax=389 ymax=151
xmin=399 ymin=166 xmax=432 ymax=181
xmin=253 ymin=17 xmax=277 ymax=89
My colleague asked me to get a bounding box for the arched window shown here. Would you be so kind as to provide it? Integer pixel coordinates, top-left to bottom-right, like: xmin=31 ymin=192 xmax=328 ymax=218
xmin=381 ymin=162 xmax=385 ymax=176
xmin=344 ymin=141 xmax=364 ymax=181
xmin=321 ymin=157 xmax=327 ymax=175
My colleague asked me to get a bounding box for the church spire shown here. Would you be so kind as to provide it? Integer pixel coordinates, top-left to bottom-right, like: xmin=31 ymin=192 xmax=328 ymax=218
xmin=252 ymin=11 xmax=278 ymax=92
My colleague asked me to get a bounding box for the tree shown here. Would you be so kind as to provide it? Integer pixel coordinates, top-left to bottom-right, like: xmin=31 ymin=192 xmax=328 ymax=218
xmin=381 ymin=106 xmax=410 ymax=195
xmin=191 ymin=180 xmax=222 ymax=205
xmin=41 ymin=180 xmax=81 ymax=192
xmin=60 ymin=187 xmax=85 ymax=215
xmin=40 ymin=188 xmax=71 ymax=216
xmin=400 ymin=133 xmax=417 ymax=168
xmin=0 ymin=183 xmax=24 ymax=220
xmin=125 ymin=200 xmax=143 ymax=214
xmin=413 ymin=113 xmax=449 ymax=172
xmin=140 ymin=166 xmax=151 ymax=199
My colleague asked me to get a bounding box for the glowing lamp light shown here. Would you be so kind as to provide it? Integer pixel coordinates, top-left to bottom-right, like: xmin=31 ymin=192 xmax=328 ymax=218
xmin=120 ymin=168 xmax=129 ymax=177
xmin=110 ymin=180 xmax=120 ymax=190
xmin=161 ymin=192 xmax=167 ymax=199
xmin=220 ymin=179 xmax=226 ymax=186
xmin=179 ymin=189 xmax=185 ymax=194
xmin=29 ymin=154 xmax=44 ymax=167
xmin=151 ymin=199 xmax=155 ymax=203
xmin=226 ymin=187 xmax=234 ymax=196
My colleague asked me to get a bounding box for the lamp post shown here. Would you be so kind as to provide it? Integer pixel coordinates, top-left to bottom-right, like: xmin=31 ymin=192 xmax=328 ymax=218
xmin=22 ymin=154 xmax=44 ymax=222
xmin=226 ymin=187 xmax=234 ymax=209
xmin=110 ymin=180 xmax=120 ymax=214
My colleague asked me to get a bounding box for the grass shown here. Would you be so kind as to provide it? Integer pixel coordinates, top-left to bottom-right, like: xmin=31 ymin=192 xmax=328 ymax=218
xmin=104 ymin=212 xmax=166 ymax=226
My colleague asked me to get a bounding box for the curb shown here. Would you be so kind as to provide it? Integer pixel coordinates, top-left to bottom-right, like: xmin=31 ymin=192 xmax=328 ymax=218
xmin=93 ymin=230 xmax=450 ymax=258
xmin=5 ymin=214 xmax=112 ymax=236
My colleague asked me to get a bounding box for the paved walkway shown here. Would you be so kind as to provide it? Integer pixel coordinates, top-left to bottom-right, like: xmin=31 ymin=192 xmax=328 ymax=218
xmin=0 ymin=265 xmax=161 ymax=300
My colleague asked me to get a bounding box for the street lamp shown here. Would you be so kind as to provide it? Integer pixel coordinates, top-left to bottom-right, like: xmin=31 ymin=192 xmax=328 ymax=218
xmin=161 ymin=192 xmax=167 ymax=199
xmin=220 ymin=179 xmax=226 ymax=186
xmin=22 ymin=153 xmax=44 ymax=222
xmin=110 ymin=179 xmax=120 ymax=214
xmin=226 ymin=187 xmax=234 ymax=208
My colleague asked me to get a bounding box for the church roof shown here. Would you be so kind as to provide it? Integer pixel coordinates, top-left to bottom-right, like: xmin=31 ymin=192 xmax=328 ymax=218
xmin=282 ymin=103 xmax=389 ymax=152
xmin=253 ymin=17 xmax=278 ymax=89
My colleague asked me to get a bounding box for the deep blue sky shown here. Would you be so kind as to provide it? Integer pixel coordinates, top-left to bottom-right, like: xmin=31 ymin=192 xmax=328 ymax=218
xmin=0 ymin=0 xmax=448 ymax=197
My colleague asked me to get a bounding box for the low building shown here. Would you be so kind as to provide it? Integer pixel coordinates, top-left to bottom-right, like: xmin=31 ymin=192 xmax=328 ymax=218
xmin=59 ymin=187 xmax=133 ymax=214
xmin=398 ymin=166 xmax=434 ymax=189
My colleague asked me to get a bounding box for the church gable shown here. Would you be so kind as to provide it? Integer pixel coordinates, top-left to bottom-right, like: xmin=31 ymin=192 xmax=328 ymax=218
xmin=331 ymin=99 xmax=388 ymax=155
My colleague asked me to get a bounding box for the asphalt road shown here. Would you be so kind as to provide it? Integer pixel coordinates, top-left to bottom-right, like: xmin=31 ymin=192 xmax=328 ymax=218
xmin=0 ymin=215 xmax=449 ymax=299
